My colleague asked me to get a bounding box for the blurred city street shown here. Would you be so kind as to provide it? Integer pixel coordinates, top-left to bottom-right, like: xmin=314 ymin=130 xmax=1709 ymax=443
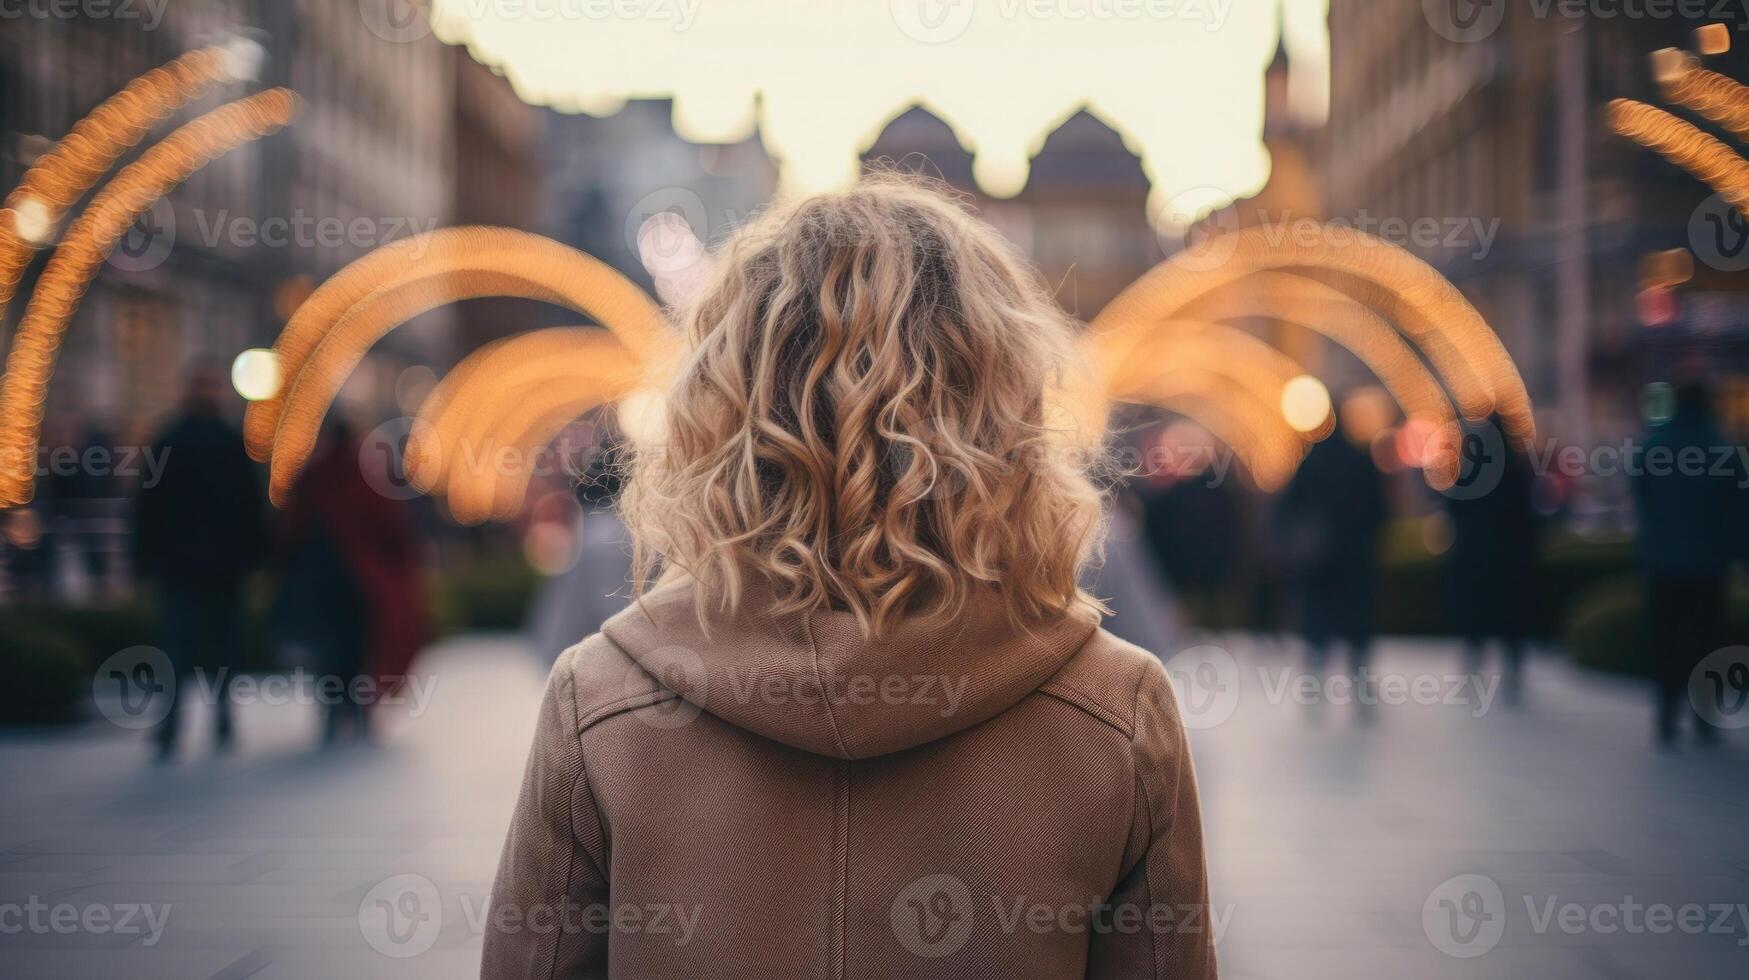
xmin=2 ymin=633 xmax=1747 ymax=979
xmin=6 ymin=1 xmax=1749 ymax=977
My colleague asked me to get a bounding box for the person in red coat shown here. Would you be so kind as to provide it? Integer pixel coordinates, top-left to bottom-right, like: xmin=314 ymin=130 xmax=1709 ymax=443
xmin=276 ymin=418 xmax=429 ymax=741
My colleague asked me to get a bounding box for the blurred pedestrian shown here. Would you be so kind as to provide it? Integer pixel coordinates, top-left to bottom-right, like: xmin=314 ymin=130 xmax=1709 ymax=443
xmin=1138 ymin=422 xmax=1241 ymax=600
xmin=132 ymin=363 xmax=267 ymax=759
xmin=526 ymin=440 xmax=633 ymax=664
xmin=1632 ymin=380 xmax=1746 ymax=747
xmin=276 ymin=417 xmax=429 ymax=743
xmin=1275 ymin=407 xmax=1389 ymax=710
xmin=1443 ymin=416 xmax=1539 ymax=704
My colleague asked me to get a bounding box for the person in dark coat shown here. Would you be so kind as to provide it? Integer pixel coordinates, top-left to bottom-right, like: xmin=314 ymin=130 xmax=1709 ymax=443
xmin=1275 ymin=412 xmax=1390 ymax=706
xmin=132 ymin=364 xmax=268 ymax=758
xmin=1631 ymin=380 xmax=1746 ymax=746
xmin=1139 ymin=462 xmax=1240 ymax=598
xmin=1443 ymin=415 xmax=1539 ymax=704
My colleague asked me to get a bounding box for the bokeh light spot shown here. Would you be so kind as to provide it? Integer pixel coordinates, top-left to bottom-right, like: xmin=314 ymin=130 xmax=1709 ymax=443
xmin=231 ymin=348 xmax=282 ymax=401
xmin=1280 ymin=374 xmax=1331 ymax=434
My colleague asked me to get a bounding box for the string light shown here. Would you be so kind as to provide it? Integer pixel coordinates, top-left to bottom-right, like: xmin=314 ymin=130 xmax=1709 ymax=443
xmin=1659 ymin=62 xmax=1749 ymax=144
xmin=252 ymin=230 xmax=671 ymax=502
xmin=1088 ymin=225 xmax=1533 ymax=451
xmin=406 ymin=328 xmax=640 ymax=523
xmin=0 ymin=46 xmax=239 ymax=325
xmin=1608 ymin=99 xmax=1749 ymax=218
xmin=0 ymin=90 xmax=299 ymax=505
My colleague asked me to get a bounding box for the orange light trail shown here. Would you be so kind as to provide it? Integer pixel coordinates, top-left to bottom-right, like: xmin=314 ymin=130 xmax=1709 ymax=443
xmin=1132 ymin=374 xmax=1305 ymax=492
xmin=259 ymin=236 xmax=668 ymax=503
xmin=405 ymin=328 xmax=641 ymax=523
xmin=0 ymin=46 xmax=242 ymax=323
xmin=1087 ymin=225 xmax=1533 ymax=448
xmin=1662 ymin=63 xmax=1749 ymax=144
xmin=1607 ymin=99 xmax=1749 ymax=218
xmin=1180 ymin=273 xmax=1457 ymax=424
xmin=1173 ymin=272 xmax=1465 ymax=486
xmin=466 ymin=388 xmax=624 ymax=524
xmin=1107 ymin=320 xmax=1336 ymax=446
xmin=0 ymin=90 xmax=300 ymax=505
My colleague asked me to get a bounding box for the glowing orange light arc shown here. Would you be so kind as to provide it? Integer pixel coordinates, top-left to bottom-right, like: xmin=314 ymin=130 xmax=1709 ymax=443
xmin=0 ymin=90 xmax=300 ymax=505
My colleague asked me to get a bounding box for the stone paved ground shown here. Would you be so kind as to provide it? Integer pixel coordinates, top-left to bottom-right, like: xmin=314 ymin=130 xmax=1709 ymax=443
xmin=1 ymin=633 xmax=1747 ymax=978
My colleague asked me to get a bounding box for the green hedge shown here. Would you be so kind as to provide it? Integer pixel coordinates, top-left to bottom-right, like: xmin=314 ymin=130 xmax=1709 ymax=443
xmin=1563 ymin=577 xmax=1749 ymax=679
xmin=433 ymin=555 xmax=540 ymax=634
xmin=0 ymin=555 xmax=544 ymax=725
xmin=0 ymin=628 xmax=87 ymax=725
xmin=1372 ymin=525 xmax=1636 ymax=637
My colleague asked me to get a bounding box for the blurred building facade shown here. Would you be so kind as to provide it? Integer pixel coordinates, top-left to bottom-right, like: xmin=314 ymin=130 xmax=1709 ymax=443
xmin=1323 ymin=3 xmax=1749 ymax=489
xmin=253 ymin=1 xmax=457 ymax=422
xmin=865 ymin=107 xmax=1157 ymax=320
xmin=544 ymin=96 xmax=1158 ymax=321
xmin=450 ymin=49 xmax=542 ymax=354
xmin=1217 ymin=34 xmax=1333 ymax=377
xmin=544 ymin=98 xmax=778 ymax=295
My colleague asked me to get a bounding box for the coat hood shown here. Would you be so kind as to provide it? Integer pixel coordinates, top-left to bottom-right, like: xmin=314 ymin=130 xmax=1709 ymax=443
xmin=600 ymin=580 xmax=1099 ymax=760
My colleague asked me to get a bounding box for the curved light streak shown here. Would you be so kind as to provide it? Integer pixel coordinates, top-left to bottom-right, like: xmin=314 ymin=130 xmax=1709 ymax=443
xmin=407 ymin=328 xmax=640 ymax=521
xmin=405 ymin=327 xmax=622 ymax=487
xmin=1179 ymin=272 xmax=1458 ymax=423
xmin=1107 ymin=319 xmax=1303 ymax=401
xmin=1087 ymin=225 xmax=1533 ymax=446
xmin=1661 ymin=63 xmax=1749 ymax=144
xmin=0 ymin=90 xmax=300 ymax=505
xmin=1128 ymin=371 xmax=1305 ymax=492
xmin=1174 ymin=271 xmax=1465 ymax=486
xmin=1107 ymin=320 xmax=1337 ymax=446
xmin=465 ymin=388 xmax=622 ymax=525
xmin=0 ymin=45 xmax=244 ymax=323
xmin=247 ymin=228 xmax=670 ymax=468
xmin=1608 ymin=98 xmax=1749 ymax=217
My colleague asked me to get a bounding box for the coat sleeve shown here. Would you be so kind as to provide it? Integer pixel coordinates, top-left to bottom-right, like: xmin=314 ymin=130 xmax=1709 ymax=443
xmin=482 ymin=648 xmax=610 ymax=979
xmin=1087 ymin=661 xmax=1219 ymax=979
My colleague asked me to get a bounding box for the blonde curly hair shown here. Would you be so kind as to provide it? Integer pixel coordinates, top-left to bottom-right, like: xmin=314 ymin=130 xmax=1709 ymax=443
xmin=622 ymin=174 xmax=1107 ymax=637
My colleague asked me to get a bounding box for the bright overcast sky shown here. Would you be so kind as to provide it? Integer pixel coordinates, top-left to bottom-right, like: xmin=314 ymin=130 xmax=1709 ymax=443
xmin=431 ymin=0 xmax=1330 ymax=230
